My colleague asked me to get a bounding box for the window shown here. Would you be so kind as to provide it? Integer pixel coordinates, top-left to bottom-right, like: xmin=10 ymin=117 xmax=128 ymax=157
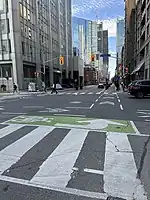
xmin=0 ymin=19 xmax=7 ymax=34
xmin=19 ymin=3 xmax=23 ymax=16
xmin=1 ymin=40 xmax=9 ymax=54
xmin=22 ymin=42 xmax=25 ymax=55
xmin=0 ymin=0 xmax=5 ymax=13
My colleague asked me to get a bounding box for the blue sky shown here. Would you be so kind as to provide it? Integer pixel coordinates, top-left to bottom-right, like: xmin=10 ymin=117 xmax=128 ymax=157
xmin=72 ymin=0 xmax=124 ymax=76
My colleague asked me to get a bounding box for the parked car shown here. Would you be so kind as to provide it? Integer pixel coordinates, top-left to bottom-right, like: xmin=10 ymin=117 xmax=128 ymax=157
xmin=98 ymin=83 xmax=105 ymax=89
xmin=128 ymin=80 xmax=150 ymax=98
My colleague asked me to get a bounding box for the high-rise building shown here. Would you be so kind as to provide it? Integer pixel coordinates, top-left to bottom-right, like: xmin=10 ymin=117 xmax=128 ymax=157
xmin=116 ymin=19 xmax=125 ymax=68
xmin=124 ymin=0 xmax=150 ymax=81
xmin=72 ymin=17 xmax=93 ymax=64
xmin=0 ymin=0 xmax=72 ymax=90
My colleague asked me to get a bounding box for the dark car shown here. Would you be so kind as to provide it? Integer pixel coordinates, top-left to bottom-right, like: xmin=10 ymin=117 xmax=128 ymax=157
xmin=128 ymin=80 xmax=150 ymax=98
xmin=98 ymin=83 xmax=105 ymax=89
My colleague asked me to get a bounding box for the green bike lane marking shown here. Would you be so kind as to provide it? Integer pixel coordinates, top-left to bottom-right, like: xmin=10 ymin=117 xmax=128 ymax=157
xmin=5 ymin=115 xmax=136 ymax=133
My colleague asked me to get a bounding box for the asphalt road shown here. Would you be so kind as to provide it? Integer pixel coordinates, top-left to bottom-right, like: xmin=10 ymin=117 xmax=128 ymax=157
xmin=0 ymin=85 xmax=149 ymax=200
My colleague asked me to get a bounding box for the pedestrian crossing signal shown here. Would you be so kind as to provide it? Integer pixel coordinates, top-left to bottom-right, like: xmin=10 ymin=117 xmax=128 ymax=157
xmin=60 ymin=56 xmax=64 ymax=65
xmin=91 ymin=55 xmax=95 ymax=62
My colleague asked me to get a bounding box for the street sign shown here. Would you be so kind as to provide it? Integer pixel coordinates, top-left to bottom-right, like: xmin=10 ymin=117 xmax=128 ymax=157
xmin=59 ymin=56 xmax=64 ymax=65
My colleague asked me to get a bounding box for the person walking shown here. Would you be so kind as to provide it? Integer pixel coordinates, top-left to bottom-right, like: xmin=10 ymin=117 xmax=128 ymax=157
xmin=51 ymin=83 xmax=58 ymax=94
xmin=13 ymin=83 xmax=17 ymax=94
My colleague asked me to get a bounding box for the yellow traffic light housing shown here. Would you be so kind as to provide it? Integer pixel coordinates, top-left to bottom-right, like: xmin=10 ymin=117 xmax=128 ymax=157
xmin=91 ymin=55 xmax=95 ymax=62
xmin=60 ymin=56 xmax=64 ymax=65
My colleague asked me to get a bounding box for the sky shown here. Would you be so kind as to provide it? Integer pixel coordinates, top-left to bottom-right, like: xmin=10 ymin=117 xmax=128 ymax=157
xmin=72 ymin=0 xmax=125 ymax=77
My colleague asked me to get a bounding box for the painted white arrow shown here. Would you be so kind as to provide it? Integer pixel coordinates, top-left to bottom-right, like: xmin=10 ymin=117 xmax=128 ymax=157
xmin=99 ymin=101 xmax=115 ymax=106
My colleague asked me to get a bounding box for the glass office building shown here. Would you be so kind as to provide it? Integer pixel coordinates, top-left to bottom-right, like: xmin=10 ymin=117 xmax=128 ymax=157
xmin=72 ymin=17 xmax=94 ymax=64
xmin=116 ymin=18 xmax=125 ymax=65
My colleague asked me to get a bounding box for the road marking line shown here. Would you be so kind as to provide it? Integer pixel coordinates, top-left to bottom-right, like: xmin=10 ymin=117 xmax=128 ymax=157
xmin=66 ymin=107 xmax=90 ymax=109
xmin=118 ymin=99 xmax=120 ymax=102
xmin=80 ymin=92 xmax=85 ymax=95
xmin=145 ymin=119 xmax=150 ymax=122
xmin=120 ymin=104 xmax=123 ymax=110
xmin=95 ymin=99 xmax=98 ymax=102
xmin=130 ymin=121 xmax=140 ymax=134
xmin=90 ymin=103 xmax=94 ymax=109
xmin=104 ymin=133 xmax=147 ymax=200
xmin=72 ymin=167 xmax=104 ymax=175
xmin=0 ymin=126 xmax=55 ymax=174
xmin=31 ymin=129 xmax=88 ymax=188
xmin=0 ymin=175 xmax=108 ymax=199
xmin=96 ymin=92 xmax=102 ymax=94
xmin=115 ymin=93 xmax=119 ymax=99
xmin=84 ymin=168 xmax=104 ymax=175
xmin=54 ymin=114 xmax=86 ymax=117
xmin=88 ymin=92 xmax=93 ymax=94
xmin=2 ymin=112 xmax=27 ymax=115
xmin=0 ymin=124 xmax=25 ymax=139
xmin=103 ymin=97 xmax=114 ymax=99
xmin=138 ymin=109 xmax=150 ymax=112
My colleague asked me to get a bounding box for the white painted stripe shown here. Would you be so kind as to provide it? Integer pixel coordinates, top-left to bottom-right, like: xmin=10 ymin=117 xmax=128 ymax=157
xmin=84 ymin=168 xmax=104 ymax=175
xmin=67 ymin=92 xmax=72 ymax=94
xmin=104 ymin=133 xmax=147 ymax=200
xmin=145 ymin=119 xmax=150 ymax=122
xmin=0 ymin=124 xmax=24 ymax=139
xmin=0 ymin=175 xmax=108 ymax=199
xmin=54 ymin=114 xmax=86 ymax=117
xmin=130 ymin=121 xmax=140 ymax=134
xmin=118 ymin=99 xmax=121 ymax=102
xmin=103 ymin=97 xmax=114 ymax=99
xmin=115 ymin=93 xmax=119 ymax=99
xmin=80 ymin=92 xmax=85 ymax=95
xmin=95 ymin=99 xmax=98 ymax=102
xmin=2 ymin=112 xmax=27 ymax=115
xmin=0 ymin=126 xmax=54 ymax=174
xmin=120 ymin=104 xmax=123 ymax=110
xmin=66 ymin=107 xmax=89 ymax=109
xmin=88 ymin=92 xmax=93 ymax=94
xmin=96 ymin=92 xmax=102 ymax=94
xmin=138 ymin=109 xmax=150 ymax=112
xmin=31 ymin=129 xmax=88 ymax=187
xmin=90 ymin=103 xmax=94 ymax=109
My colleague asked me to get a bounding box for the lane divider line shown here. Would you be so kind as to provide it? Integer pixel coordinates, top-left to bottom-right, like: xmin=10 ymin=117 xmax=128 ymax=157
xmin=120 ymin=104 xmax=123 ymax=110
xmin=90 ymin=103 xmax=94 ymax=109
xmin=130 ymin=121 xmax=140 ymax=134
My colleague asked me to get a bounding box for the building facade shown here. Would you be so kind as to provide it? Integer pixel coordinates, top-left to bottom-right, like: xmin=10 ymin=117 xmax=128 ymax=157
xmin=116 ymin=19 xmax=125 ymax=69
xmin=133 ymin=0 xmax=150 ymax=79
xmin=124 ymin=0 xmax=150 ymax=81
xmin=0 ymin=0 xmax=72 ymax=90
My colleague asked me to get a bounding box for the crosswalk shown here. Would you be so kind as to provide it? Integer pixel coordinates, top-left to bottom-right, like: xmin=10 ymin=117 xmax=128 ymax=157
xmin=52 ymin=91 xmax=104 ymax=96
xmin=0 ymin=123 xmax=147 ymax=199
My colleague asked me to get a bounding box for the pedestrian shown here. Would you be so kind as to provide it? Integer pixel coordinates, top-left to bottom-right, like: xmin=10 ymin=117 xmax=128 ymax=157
xmin=13 ymin=83 xmax=17 ymax=93
xmin=51 ymin=83 xmax=58 ymax=94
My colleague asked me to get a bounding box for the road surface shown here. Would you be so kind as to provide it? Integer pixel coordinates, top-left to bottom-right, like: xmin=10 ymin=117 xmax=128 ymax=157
xmin=0 ymin=85 xmax=149 ymax=200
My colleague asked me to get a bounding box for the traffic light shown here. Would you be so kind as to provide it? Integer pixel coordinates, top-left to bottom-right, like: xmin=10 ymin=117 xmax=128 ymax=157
xmin=91 ymin=54 xmax=95 ymax=62
xmin=59 ymin=56 xmax=64 ymax=65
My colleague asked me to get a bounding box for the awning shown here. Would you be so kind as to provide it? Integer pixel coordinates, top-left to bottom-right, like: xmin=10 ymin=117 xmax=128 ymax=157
xmin=131 ymin=60 xmax=145 ymax=75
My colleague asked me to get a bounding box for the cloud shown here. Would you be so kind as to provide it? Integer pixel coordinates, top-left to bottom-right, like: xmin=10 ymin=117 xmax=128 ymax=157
xmin=101 ymin=19 xmax=117 ymax=37
xmin=72 ymin=0 xmax=123 ymax=16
